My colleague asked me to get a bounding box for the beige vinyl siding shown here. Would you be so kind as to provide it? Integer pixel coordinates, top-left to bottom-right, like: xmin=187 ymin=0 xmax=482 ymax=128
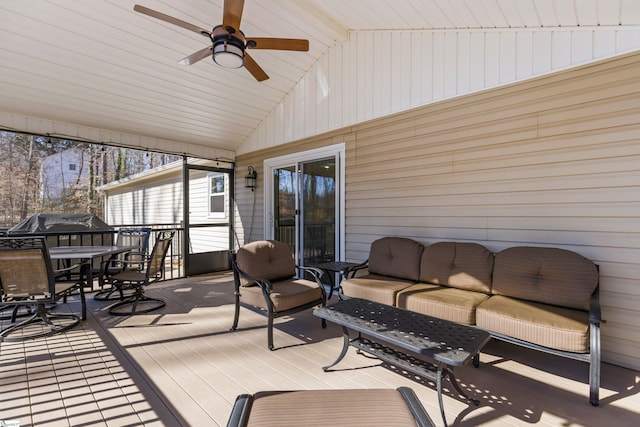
xmin=236 ymin=50 xmax=640 ymax=370
xmin=187 ymin=169 xmax=229 ymax=252
xmin=105 ymin=166 xmax=229 ymax=252
xmin=105 ymin=175 xmax=183 ymax=226
xmin=239 ymin=28 xmax=640 ymax=155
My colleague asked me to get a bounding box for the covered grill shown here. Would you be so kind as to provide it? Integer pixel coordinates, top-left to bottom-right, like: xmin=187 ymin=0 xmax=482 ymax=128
xmin=7 ymin=213 xmax=115 ymax=272
xmin=8 ymin=213 xmax=112 ymax=235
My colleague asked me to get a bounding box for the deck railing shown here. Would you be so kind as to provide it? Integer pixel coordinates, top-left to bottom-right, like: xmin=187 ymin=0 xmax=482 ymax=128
xmin=4 ymin=224 xmax=185 ymax=280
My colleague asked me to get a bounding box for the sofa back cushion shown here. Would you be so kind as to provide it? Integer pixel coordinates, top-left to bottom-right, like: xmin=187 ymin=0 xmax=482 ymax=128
xmin=368 ymin=237 xmax=424 ymax=282
xmin=492 ymin=246 xmax=599 ymax=311
xmin=235 ymin=240 xmax=295 ymax=287
xmin=419 ymin=242 xmax=494 ymax=293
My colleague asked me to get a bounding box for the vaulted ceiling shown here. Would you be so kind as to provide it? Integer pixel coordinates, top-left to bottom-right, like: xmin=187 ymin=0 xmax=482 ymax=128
xmin=1 ymin=1 xmax=639 ymax=155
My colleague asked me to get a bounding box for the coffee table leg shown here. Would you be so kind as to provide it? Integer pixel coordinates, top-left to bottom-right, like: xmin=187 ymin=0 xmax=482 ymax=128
xmin=444 ymin=366 xmax=480 ymax=406
xmin=436 ymin=364 xmax=449 ymax=427
xmin=322 ymin=326 xmax=350 ymax=371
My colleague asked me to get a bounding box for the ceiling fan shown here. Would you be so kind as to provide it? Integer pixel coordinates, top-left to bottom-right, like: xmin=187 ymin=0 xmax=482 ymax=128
xmin=134 ymin=0 xmax=309 ymax=82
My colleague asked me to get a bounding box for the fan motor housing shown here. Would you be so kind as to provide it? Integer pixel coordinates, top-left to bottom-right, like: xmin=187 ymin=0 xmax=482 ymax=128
xmin=211 ymin=25 xmax=246 ymax=68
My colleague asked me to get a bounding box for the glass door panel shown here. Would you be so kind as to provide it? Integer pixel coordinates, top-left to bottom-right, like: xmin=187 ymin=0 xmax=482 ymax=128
xmin=272 ymin=166 xmax=297 ymax=254
xmin=301 ymin=158 xmax=336 ymax=265
xmin=265 ymin=143 xmax=345 ymax=267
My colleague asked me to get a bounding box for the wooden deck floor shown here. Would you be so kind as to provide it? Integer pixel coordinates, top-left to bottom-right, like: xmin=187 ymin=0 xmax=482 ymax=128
xmin=1 ymin=272 xmax=639 ymax=426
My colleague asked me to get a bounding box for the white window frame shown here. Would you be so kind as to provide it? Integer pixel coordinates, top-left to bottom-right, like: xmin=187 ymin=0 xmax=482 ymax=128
xmin=207 ymin=173 xmax=227 ymax=219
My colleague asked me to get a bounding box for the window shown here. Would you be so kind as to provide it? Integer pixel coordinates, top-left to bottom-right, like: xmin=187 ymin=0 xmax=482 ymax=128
xmin=208 ymin=173 xmax=226 ymax=218
xmin=69 ymin=163 xmax=77 ymax=171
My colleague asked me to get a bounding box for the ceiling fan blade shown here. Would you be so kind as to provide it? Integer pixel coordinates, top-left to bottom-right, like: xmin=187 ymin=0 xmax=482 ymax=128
xmin=223 ymin=0 xmax=245 ymax=31
xmin=134 ymin=4 xmax=211 ymax=37
xmin=244 ymin=52 xmax=269 ymax=82
xmin=179 ymin=46 xmax=213 ymax=65
xmin=247 ymin=38 xmax=309 ymax=51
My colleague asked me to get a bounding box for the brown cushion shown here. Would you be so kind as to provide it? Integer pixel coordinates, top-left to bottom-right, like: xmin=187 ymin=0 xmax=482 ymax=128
xmin=476 ymin=295 xmax=590 ymax=352
xmin=419 ymin=242 xmax=494 ymax=293
xmin=239 ymin=278 xmax=323 ymax=312
xmin=368 ymin=237 xmax=424 ymax=282
xmin=341 ymin=274 xmax=415 ymax=306
xmin=246 ymin=389 xmax=424 ymax=427
xmin=235 ymin=240 xmax=295 ymax=287
xmin=396 ymin=283 xmax=490 ymax=325
xmin=492 ymin=246 xmax=598 ymax=311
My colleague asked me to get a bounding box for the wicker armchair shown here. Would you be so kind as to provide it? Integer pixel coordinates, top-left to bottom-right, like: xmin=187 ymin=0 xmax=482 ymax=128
xmin=230 ymin=240 xmax=327 ymax=350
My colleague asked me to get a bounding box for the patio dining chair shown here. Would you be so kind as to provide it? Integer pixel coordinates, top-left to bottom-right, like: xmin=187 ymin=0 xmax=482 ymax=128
xmin=106 ymin=230 xmax=174 ymax=316
xmin=0 ymin=236 xmax=86 ymax=342
xmin=230 ymin=240 xmax=327 ymax=350
xmin=94 ymin=227 xmax=152 ymax=301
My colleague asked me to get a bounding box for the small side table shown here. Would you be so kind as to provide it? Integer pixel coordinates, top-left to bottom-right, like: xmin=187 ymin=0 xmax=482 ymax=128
xmin=310 ymin=261 xmax=360 ymax=299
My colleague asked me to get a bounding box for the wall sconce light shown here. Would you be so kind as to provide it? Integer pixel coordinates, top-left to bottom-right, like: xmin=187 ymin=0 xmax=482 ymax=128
xmin=245 ymin=166 xmax=257 ymax=191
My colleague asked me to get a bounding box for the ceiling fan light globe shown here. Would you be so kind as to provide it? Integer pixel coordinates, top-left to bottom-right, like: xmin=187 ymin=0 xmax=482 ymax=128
xmin=213 ymin=41 xmax=244 ymax=68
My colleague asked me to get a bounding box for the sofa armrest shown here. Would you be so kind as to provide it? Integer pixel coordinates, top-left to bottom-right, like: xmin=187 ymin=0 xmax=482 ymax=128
xmin=589 ymin=286 xmax=602 ymax=325
xmin=588 ymin=284 xmax=602 ymax=406
xmin=345 ymin=259 xmax=368 ymax=278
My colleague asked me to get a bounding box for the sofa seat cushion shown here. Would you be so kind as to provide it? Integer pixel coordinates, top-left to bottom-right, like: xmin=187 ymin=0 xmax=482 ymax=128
xmin=476 ymin=295 xmax=590 ymax=353
xmin=239 ymin=278 xmax=323 ymax=312
xmin=396 ymin=283 xmax=490 ymax=325
xmin=341 ymin=274 xmax=415 ymax=306
xmin=419 ymin=241 xmax=494 ymax=293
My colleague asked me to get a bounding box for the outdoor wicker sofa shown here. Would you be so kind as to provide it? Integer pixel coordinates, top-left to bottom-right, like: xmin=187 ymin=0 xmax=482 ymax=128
xmin=341 ymin=237 xmax=601 ymax=406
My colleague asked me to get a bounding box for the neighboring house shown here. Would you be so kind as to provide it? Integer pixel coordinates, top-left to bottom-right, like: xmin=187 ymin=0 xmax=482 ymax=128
xmin=40 ymin=147 xmax=89 ymax=202
xmin=98 ymin=159 xmax=233 ymax=256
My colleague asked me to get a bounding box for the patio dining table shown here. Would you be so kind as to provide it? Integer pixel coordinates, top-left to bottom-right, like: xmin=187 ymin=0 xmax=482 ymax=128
xmin=49 ymin=245 xmax=138 ymax=289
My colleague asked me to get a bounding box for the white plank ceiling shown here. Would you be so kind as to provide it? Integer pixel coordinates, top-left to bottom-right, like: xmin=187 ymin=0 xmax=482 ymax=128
xmin=1 ymin=0 xmax=639 ymax=155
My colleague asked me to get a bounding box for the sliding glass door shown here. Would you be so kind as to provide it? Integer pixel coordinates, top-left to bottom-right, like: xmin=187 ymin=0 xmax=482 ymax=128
xmin=265 ymin=144 xmax=345 ymax=266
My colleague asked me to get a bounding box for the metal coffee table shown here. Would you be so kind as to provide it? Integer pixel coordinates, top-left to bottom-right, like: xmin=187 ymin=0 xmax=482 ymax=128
xmin=314 ymin=298 xmax=490 ymax=427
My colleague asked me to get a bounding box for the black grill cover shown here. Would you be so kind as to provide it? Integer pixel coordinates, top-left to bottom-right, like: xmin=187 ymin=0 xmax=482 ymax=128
xmin=8 ymin=213 xmax=112 ymax=234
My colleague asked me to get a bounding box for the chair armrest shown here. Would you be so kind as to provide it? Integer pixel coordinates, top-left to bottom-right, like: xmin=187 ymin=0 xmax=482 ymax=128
xmin=124 ymin=250 xmax=146 ymax=261
xmin=53 ymin=262 xmax=84 ymax=281
xmin=226 ymin=394 xmax=253 ymax=427
xmin=232 ymin=263 xmax=274 ymax=292
xmin=297 ymin=265 xmax=324 ymax=283
xmin=118 ymin=255 xmax=151 ymax=267
xmin=53 ymin=262 xmax=83 ymax=278
xmin=397 ymin=387 xmax=436 ymax=427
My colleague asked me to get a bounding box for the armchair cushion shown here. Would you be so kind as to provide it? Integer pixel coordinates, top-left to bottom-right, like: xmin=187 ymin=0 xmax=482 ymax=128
xmin=227 ymin=387 xmax=434 ymax=427
xmin=239 ymin=278 xmax=324 ymax=312
xmin=235 ymin=240 xmax=295 ymax=287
